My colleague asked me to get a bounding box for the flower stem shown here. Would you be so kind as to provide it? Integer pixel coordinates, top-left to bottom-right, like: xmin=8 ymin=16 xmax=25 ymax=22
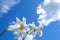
xmin=0 ymin=27 xmax=8 ymax=37
xmin=22 ymin=34 xmax=27 ymax=40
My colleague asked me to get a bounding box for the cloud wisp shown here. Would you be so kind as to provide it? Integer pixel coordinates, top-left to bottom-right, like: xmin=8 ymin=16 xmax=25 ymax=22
xmin=0 ymin=0 xmax=20 ymax=13
xmin=37 ymin=0 xmax=60 ymax=26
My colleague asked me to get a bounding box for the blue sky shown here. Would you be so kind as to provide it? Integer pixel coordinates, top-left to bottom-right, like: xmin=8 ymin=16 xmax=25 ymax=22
xmin=0 ymin=0 xmax=60 ymax=40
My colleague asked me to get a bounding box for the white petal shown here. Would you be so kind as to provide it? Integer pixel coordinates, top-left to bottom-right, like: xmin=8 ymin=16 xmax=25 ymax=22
xmin=54 ymin=0 xmax=60 ymax=3
xmin=14 ymin=31 xmax=21 ymax=39
xmin=13 ymin=31 xmax=18 ymax=34
xmin=43 ymin=0 xmax=51 ymax=5
xmin=24 ymin=35 xmax=33 ymax=40
xmin=32 ymin=32 xmax=37 ymax=38
xmin=21 ymin=30 xmax=26 ymax=35
xmin=13 ymin=30 xmax=21 ymax=34
xmin=26 ymin=27 xmax=30 ymax=32
xmin=9 ymin=21 xmax=15 ymax=24
xmin=16 ymin=17 xmax=22 ymax=24
xmin=8 ymin=24 xmax=20 ymax=31
xmin=18 ymin=36 xmax=22 ymax=40
xmin=22 ymin=17 xmax=26 ymax=24
xmin=39 ymin=31 xmax=43 ymax=37
xmin=29 ymin=22 xmax=36 ymax=28
xmin=23 ymin=23 xmax=28 ymax=29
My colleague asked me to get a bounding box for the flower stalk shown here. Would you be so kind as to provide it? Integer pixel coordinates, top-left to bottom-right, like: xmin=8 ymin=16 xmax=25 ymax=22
xmin=0 ymin=27 xmax=8 ymax=37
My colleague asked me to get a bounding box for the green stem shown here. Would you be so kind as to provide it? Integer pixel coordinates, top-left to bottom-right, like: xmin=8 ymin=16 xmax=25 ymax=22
xmin=0 ymin=27 xmax=8 ymax=37
xmin=22 ymin=29 xmax=32 ymax=40
xmin=22 ymin=34 xmax=27 ymax=40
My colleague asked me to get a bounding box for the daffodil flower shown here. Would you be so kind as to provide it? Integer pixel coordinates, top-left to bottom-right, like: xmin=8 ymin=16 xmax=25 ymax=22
xmin=38 ymin=25 xmax=43 ymax=37
xmin=28 ymin=22 xmax=38 ymax=37
xmin=28 ymin=22 xmax=43 ymax=37
xmin=7 ymin=17 xmax=43 ymax=40
xmin=8 ymin=17 xmax=29 ymax=39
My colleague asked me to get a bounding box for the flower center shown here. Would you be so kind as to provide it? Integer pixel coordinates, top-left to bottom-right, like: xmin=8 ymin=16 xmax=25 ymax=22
xmin=33 ymin=28 xmax=37 ymax=32
xmin=19 ymin=25 xmax=24 ymax=30
xmin=39 ymin=27 xmax=42 ymax=31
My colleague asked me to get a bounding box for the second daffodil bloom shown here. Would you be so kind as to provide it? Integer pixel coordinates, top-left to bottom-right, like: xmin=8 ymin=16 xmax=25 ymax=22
xmin=28 ymin=22 xmax=38 ymax=37
xmin=38 ymin=25 xmax=43 ymax=37
xmin=28 ymin=22 xmax=43 ymax=37
xmin=8 ymin=17 xmax=29 ymax=39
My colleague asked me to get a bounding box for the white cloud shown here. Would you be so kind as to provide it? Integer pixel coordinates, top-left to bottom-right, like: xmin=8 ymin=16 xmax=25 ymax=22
xmin=37 ymin=0 xmax=60 ymax=26
xmin=43 ymin=0 xmax=51 ymax=5
xmin=54 ymin=0 xmax=60 ymax=3
xmin=0 ymin=0 xmax=20 ymax=13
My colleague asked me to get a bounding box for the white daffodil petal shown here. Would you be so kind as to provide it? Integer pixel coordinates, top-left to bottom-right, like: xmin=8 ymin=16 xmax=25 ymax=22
xmin=13 ymin=31 xmax=18 ymax=34
xmin=33 ymin=32 xmax=37 ymax=38
xmin=26 ymin=27 xmax=30 ymax=32
xmin=29 ymin=22 xmax=36 ymax=28
xmin=22 ymin=17 xmax=26 ymax=24
xmin=18 ymin=36 xmax=22 ymax=40
xmin=16 ymin=17 xmax=22 ymax=24
xmin=13 ymin=29 xmax=21 ymax=34
xmin=39 ymin=31 xmax=43 ymax=37
xmin=8 ymin=25 xmax=16 ymax=31
xmin=21 ymin=32 xmax=26 ymax=38
xmin=14 ymin=31 xmax=21 ymax=39
xmin=31 ymin=22 xmax=36 ymax=27
xmin=24 ymin=35 xmax=33 ymax=40
xmin=8 ymin=24 xmax=20 ymax=31
xmin=11 ymin=21 xmax=16 ymax=24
